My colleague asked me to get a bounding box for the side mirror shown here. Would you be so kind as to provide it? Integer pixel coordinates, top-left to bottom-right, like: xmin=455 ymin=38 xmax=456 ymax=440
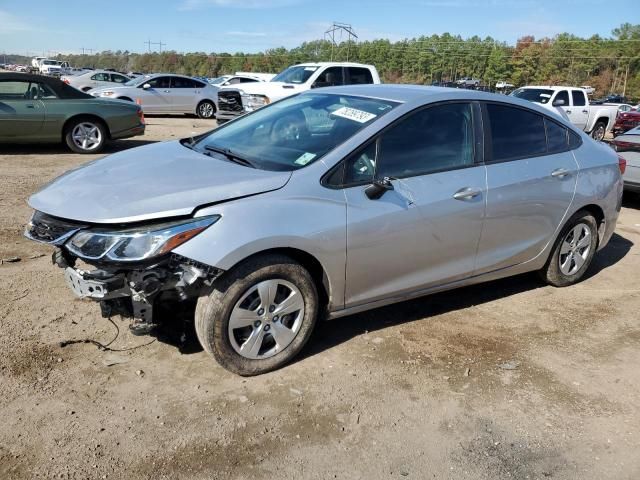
xmin=552 ymin=99 xmax=565 ymax=107
xmin=142 ymin=83 xmax=151 ymax=90
xmin=365 ymin=177 xmax=394 ymax=200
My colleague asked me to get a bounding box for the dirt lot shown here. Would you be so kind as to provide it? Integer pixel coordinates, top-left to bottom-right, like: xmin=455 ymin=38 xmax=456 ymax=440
xmin=1 ymin=117 xmax=640 ymax=480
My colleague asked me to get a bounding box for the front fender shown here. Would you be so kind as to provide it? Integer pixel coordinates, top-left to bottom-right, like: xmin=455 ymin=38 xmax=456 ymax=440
xmin=172 ymin=185 xmax=347 ymax=310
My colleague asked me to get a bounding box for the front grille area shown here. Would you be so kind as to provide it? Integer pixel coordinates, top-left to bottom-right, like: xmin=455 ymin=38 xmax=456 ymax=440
xmin=25 ymin=211 xmax=85 ymax=245
xmin=218 ymin=91 xmax=243 ymax=113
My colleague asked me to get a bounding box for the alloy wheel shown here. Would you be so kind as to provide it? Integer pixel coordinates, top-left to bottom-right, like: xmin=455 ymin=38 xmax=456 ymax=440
xmin=198 ymin=102 xmax=214 ymax=118
xmin=228 ymin=279 xmax=305 ymax=360
xmin=71 ymin=122 xmax=102 ymax=151
xmin=592 ymin=125 xmax=605 ymax=142
xmin=558 ymin=223 xmax=592 ymax=276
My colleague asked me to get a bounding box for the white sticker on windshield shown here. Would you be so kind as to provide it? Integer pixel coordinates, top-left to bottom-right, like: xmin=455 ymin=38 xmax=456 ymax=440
xmin=294 ymin=152 xmax=316 ymax=165
xmin=331 ymin=106 xmax=377 ymax=123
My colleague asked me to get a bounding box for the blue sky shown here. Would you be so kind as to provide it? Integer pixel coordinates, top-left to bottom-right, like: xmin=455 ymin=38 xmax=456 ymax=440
xmin=0 ymin=0 xmax=637 ymax=56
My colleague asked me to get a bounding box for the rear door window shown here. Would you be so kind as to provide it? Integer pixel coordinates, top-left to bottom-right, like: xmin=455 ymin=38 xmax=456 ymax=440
xmin=346 ymin=67 xmax=374 ymax=85
xmin=0 ymin=81 xmax=30 ymax=99
xmin=571 ymin=90 xmax=587 ymax=106
xmin=111 ymin=74 xmax=129 ymax=84
xmin=171 ymin=77 xmax=196 ymax=88
xmin=91 ymin=73 xmax=110 ymax=82
xmin=485 ymin=103 xmax=547 ymax=161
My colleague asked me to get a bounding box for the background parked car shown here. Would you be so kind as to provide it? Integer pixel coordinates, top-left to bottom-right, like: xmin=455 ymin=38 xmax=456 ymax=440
xmin=0 ymin=73 xmax=144 ymax=153
xmin=512 ymin=86 xmax=618 ymax=141
xmin=612 ymin=126 xmax=640 ymax=193
xmin=62 ymin=70 xmax=131 ymax=92
xmin=613 ymin=109 xmax=640 ymax=136
xmin=90 ymin=74 xmax=219 ymax=118
xmin=456 ymin=77 xmax=481 ymax=87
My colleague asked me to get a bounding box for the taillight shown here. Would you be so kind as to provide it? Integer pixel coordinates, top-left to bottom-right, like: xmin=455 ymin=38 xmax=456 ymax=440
xmin=618 ymin=155 xmax=627 ymax=175
xmin=63 ymin=78 xmax=69 ymax=84
xmin=137 ymin=108 xmax=145 ymax=125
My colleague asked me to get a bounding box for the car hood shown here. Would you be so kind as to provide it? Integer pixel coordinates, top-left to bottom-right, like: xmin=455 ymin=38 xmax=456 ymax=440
xmin=224 ymin=81 xmax=306 ymax=101
xmin=28 ymin=140 xmax=292 ymax=224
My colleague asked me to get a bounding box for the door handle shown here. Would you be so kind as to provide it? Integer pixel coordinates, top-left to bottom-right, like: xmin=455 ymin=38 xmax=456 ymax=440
xmin=551 ymin=168 xmax=570 ymax=178
xmin=26 ymin=104 xmax=35 ymax=109
xmin=163 ymin=90 xmax=171 ymax=93
xmin=582 ymin=109 xmax=589 ymax=114
xmin=565 ymin=109 xmax=572 ymax=114
xmin=453 ymin=187 xmax=482 ymax=200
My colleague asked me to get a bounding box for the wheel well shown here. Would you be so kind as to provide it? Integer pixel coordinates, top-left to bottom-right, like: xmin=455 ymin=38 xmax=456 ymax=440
xmin=233 ymin=248 xmax=330 ymax=310
xmin=594 ymin=117 xmax=609 ymax=128
xmin=62 ymin=114 xmax=111 ymax=140
xmin=580 ymin=204 xmax=605 ymax=227
xmin=118 ymin=96 xmax=133 ymax=102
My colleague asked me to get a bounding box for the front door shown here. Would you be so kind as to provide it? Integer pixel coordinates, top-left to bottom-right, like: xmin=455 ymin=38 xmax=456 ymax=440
xmin=568 ymin=89 xmax=589 ymax=131
xmin=169 ymin=76 xmax=200 ymax=113
xmin=343 ymin=102 xmax=487 ymax=307
xmin=138 ymin=76 xmax=173 ymax=113
xmin=475 ymin=103 xmax=578 ymax=274
xmin=0 ymin=80 xmax=45 ymax=139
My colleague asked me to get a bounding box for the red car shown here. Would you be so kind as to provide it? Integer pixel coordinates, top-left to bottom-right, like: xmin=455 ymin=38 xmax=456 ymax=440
xmin=613 ymin=110 xmax=640 ymax=136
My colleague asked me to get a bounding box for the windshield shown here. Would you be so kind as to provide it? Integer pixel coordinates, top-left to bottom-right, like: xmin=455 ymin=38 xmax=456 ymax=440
xmin=511 ymin=88 xmax=555 ymax=104
xmin=193 ymin=93 xmax=398 ymax=171
xmin=271 ymin=66 xmax=319 ymax=84
xmin=210 ymin=76 xmax=230 ymax=85
xmin=43 ymin=60 xmax=57 ymax=65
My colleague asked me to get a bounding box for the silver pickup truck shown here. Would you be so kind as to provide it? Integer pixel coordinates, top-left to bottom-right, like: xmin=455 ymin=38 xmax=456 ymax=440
xmin=512 ymin=86 xmax=618 ymax=141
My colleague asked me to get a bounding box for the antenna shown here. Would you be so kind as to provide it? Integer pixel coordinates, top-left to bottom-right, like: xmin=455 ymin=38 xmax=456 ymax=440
xmin=324 ymin=22 xmax=358 ymax=61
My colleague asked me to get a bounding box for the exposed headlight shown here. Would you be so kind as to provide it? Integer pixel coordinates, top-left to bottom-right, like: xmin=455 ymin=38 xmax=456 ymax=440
xmin=66 ymin=216 xmax=219 ymax=262
xmin=242 ymin=94 xmax=270 ymax=112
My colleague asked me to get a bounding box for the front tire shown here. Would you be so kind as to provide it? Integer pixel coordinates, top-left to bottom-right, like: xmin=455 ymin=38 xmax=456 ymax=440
xmin=64 ymin=118 xmax=107 ymax=154
xmin=539 ymin=211 xmax=598 ymax=287
xmin=196 ymin=100 xmax=216 ymax=119
xmin=195 ymin=254 xmax=319 ymax=376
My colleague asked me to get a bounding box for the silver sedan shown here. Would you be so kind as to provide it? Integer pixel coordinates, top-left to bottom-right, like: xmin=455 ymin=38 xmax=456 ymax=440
xmin=25 ymin=85 xmax=623 ymax=375
xmin=62 ymin=70 xmax=131 ymax=92
xmin=90 ymin=74 xmax=219 ymax=118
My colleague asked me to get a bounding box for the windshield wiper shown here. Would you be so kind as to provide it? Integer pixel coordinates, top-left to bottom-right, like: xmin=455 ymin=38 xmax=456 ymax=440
xmin=204 ymin=145 xmax=256 ymax=168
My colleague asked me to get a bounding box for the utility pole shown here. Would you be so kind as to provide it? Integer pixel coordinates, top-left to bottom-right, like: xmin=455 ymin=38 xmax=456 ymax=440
xmin=80 ymin=47 xmax=94 ymax=55
xmin=144 ymin=39 xmax=153 ymax=53
xmin=622 ymin=63 xmax=630 ymax=97
xmin=152 ymin=41 xmax=166 ymax=53
xmin=324 ymin=22 xmax=358 ymax=61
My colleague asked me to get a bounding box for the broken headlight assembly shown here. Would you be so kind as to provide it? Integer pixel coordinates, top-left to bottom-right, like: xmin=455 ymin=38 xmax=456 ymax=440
xmin=66 ymin=216 xmax=219 ymax=262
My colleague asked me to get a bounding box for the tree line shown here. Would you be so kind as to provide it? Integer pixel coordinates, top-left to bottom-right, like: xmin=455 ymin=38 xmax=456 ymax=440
xmin=7 ymin=23 xmax=640 ymax=99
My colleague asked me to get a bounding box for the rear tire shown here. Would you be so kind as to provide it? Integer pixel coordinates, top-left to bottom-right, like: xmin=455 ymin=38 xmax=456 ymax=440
xmin=64 ymin=118 xmax=107 ymax=154
xmin=195 ymin=254 xmax=319 ymax=376
xmin=591 ymin=121 xmax=606 ymax=142
xmin=196 ymin=100 xmax=216 ymax=119
xmin=539 ymin=211 xmax=598 ymax=287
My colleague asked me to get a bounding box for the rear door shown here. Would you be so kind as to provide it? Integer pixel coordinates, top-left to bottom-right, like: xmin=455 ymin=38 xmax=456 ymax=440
xmin=311 ymin=67 xmax=344 ymax=88
xmin=0 ymin=80 xmax=45 ymax=138
xmin=341 ymin=102 xmax=487 ymax=307
xmin=475 ymin=103 xmax=578 ymax=274
xmin=568 ymin=89 xmax=589 ymax=130
xmin=170 ymin=76 xmax=201 ymax=113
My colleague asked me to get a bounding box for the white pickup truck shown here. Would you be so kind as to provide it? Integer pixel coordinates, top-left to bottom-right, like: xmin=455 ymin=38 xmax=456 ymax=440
xmin=511 ymin=86 xmax=618 ymax=141
xmin=216 ymin=62 xmax=381 ymax=122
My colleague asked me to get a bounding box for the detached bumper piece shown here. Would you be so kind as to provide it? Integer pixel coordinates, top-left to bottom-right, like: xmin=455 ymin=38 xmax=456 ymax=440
xmin=58 ymin=252 xmax=223 ymax=335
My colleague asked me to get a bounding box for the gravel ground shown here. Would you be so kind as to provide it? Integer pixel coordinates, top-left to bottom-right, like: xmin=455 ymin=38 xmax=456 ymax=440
xmin=1 ymin=117 xmax=640 ymax=479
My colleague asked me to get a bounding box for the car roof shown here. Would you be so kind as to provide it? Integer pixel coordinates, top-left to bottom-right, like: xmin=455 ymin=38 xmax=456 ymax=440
xmin=294 ymin=62 xmax=373 ymax=68
xmin=0 ymin=72 xmax=93 ymax=99
xmin=309 ymin=84 xmax=582 ymax=129
xmin=520 ymin=85 xmax=585 ymax=91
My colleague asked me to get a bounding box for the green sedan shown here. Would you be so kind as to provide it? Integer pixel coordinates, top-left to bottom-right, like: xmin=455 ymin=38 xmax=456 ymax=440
xmin=0 ymin=73 xmax=145 ymax=153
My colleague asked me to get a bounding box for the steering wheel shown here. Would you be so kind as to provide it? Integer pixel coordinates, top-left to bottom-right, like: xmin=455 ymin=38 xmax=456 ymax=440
xmin=353 ymin=151 xmax=376 ymax=177
xmin=271 ymin=115 xmax=304 ymax=143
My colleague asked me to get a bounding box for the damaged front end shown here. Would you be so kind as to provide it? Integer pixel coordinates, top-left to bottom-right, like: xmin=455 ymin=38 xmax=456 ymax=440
xmin=25 ymin=211 xmax=223 ymax=335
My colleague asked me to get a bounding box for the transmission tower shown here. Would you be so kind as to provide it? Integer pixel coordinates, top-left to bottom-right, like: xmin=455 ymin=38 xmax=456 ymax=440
xmin=324 ymin=22 xmax=358 ymax=61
